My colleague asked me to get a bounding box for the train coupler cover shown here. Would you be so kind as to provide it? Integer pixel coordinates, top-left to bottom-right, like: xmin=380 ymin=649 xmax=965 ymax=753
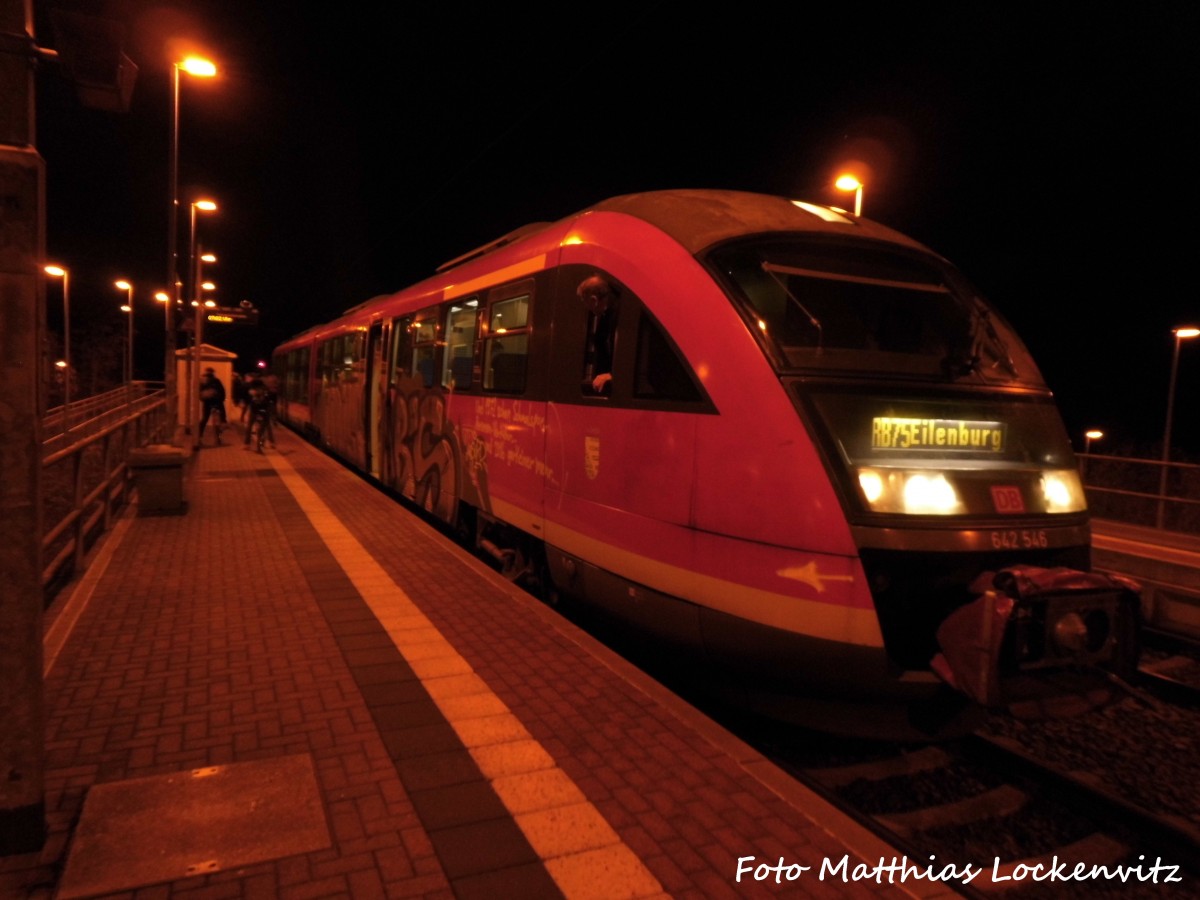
xmin=930 ymin=565 xmax=1142 ymax=706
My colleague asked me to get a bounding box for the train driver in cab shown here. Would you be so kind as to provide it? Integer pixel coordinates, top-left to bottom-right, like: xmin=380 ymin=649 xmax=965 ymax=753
xmin=577 ymin=273 xmax=618 ymax=395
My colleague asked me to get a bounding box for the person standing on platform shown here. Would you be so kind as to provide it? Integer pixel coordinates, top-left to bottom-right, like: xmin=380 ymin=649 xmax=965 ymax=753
xmin=242 ymin=372 xmax=275 ymax=451
xmin=238 ymin=372 xmax=256 ymax=424
xmin=264 ymin=372 xmax=281 ymax=424
xmin=231 ymin=370 xmax=247 ymax=422
xmin=197 ymin=367 xmax=227 ymax=447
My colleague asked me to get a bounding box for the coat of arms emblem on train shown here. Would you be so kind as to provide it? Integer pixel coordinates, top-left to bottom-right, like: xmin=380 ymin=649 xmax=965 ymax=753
xmin=584 ymin=435 xmax=600 ymax=480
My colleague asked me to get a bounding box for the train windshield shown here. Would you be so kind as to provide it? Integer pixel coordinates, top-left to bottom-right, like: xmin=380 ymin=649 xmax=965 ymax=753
xmin=708 ymin=237 xmax=1043 ymax=385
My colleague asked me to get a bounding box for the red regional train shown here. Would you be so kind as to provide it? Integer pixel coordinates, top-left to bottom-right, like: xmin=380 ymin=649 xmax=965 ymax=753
xmin=272 ymin=189 xmax=1140 ymax=736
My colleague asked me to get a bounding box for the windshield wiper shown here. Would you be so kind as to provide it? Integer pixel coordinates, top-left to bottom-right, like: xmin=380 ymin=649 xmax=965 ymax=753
xmin=761 ymin=262 xmax=822 ymax=349
xmin=967 ymin=300 xmax=1018 ymax=378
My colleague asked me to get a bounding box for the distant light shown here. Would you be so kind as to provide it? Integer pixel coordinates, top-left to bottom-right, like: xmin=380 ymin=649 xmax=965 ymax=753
xmin=55 ymin=360 xmax=67 ymax=369
xmin=45 ymin=264 xmax=66 ymax=277
xmin=1085 ymin=429 xmax=1104 ymax=440
xmin=115 ymin=279 xmax=132 ymax=290
xmin=1175 ymin=327 xmax=1200 ymax=339
xmin=256 ymin=360 xmax=267 ymax=369
xmin=204 ymin=299 xmax=217 ymax=308
xmin=201 ymin=253 xmax=217 ymax=263
xmin=120 ymin=304 xmax=132 ymax=313
xmin=194 ymin=199 xmax=217 ymax=212
xmin=835 ymin=174 xmax=862 ymax=191
xmin=155 ymin=292 xmax=169 ymax=303
xmin=201 ymin=281 xmax=216 ymax=291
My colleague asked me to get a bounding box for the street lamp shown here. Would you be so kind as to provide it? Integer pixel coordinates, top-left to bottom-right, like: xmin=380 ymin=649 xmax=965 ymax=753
xmin=1156 ymin=326 xmax=1200 ymax=528
xmin=187 ymin=198 xmax=218 ymax=442
xmin=835 ymin=174 xmax=864 ymax=217
xmin=44 ymin=264 xmax=70 ymax=433
xmin=115 ymin=280 xmax=134 ymax=385
xmin=1082 ymin=429 xmax=1103 ymax=481
xmin=167 ymin=53 xmax=217 ymax=431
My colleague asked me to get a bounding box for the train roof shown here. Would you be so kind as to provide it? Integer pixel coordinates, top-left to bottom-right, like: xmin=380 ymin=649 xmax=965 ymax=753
xmin=275 ymin=189 xmax=940 ymax=349
xmin=576 ymin=189 xmax=932 ymax=257
xmin=426 ymin=189 xmax=934 ymax=277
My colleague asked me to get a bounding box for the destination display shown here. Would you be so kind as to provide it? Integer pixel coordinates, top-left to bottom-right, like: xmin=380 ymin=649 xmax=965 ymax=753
xmin=871 ymin=417 xmax=1005 ymax=452
xmin=205 ymin=306 xmax=259 ymax=325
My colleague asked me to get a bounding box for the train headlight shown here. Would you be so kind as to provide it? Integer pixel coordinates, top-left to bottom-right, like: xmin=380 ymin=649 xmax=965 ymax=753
xmin=858 ymin=469 xmax=885 ymax=504
xmin=1040 ymin=469 xmax=1086 ymax=513
xmin=856 ymin=468 xmax=963 ymax=515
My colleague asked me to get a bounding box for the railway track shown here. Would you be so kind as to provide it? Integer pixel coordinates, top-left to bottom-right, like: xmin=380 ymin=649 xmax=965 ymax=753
xmin=720 ymin=631 xmax=1200 ymax=898
xmin=765 ymin=726 xmax=1200 ymax=898
xmin=1135 ymin=627 xmax=1200 ymax=707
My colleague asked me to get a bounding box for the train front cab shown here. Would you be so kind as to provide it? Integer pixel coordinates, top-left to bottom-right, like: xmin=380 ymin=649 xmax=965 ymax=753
xmin=702 ymin=229 xmax=1142 ymax=723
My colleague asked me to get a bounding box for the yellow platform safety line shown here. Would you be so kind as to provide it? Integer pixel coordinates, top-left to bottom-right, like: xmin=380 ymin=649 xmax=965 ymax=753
xmin=267 ymin=451 xmax=665 ymax=900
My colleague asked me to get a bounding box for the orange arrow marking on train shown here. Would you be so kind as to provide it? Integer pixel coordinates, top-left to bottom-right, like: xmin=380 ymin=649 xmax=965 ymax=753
xmin=777 ymin=561 xmax=855 ymax=593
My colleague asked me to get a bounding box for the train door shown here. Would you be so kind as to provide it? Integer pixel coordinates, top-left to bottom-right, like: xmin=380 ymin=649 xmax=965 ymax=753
xmin=365 ymin=319 xmax=387 ymax=480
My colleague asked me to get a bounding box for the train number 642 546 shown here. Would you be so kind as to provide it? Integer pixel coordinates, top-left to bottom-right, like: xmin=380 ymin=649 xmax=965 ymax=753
xmin=990 ymin=529 xmax=1049 ymax=550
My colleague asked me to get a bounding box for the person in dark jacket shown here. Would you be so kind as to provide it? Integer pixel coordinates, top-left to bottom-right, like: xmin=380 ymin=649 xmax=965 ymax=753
xmin=241 ymin=373 xmax=276 ymax=451
xmin=197 ymin=367 xmax=227 ymax=447
xmin=230 ymin=371 xmax=247 ymax=419
xmin=577 ymin=274 xmax=618 ymax=395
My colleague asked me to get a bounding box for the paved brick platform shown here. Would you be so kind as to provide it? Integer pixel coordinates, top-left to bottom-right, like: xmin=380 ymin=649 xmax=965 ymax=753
xmin=1 ymin=422 xmax=950 ymax=899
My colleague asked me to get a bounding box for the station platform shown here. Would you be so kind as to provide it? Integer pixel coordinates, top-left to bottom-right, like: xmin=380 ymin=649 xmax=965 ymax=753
xmin=3 ymin=421 xmax=953 ymax=900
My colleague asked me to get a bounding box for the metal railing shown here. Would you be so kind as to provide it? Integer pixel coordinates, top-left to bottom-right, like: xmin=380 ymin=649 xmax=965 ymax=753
xmin=41 ymin=382 xmax=173 ymax=604
xmin=1080 ymin=451 xmax=1200 ymax=533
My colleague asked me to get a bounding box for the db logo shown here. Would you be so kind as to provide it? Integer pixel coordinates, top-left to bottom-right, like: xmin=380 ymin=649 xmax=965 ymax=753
xmin=991 ymin=485 xmax=1025 ymax=513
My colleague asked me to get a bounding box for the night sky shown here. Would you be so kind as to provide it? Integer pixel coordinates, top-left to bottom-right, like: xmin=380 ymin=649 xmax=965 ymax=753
xmin=29 ymin=2 xmax=1200 ymax=456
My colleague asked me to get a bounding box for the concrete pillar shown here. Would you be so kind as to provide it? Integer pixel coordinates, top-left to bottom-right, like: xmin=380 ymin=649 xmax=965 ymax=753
xmin=0 ymin=0 xmax=47 ymax=855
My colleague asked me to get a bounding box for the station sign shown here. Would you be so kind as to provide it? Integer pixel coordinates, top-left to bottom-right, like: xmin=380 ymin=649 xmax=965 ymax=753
xmin=205 ymin=306 xmax=259 ymax=325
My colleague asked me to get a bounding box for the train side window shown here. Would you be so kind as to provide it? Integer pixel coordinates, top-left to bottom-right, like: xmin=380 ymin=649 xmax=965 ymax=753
xmin=442 ymin=298 xmax=479 ymax=390
xmin=390 ymin=315 xmax=413 ymax=386
xmin=342 ymin=332 xmax=362 ymax=383
xmin=484 ymin=291 xmax=529 ymax=393
xmin=577 ymin=273 xmax=618 ymax=396
xmin=411 ymin=312 xmax=438 ymax=387
xmin=633 ymin=312 xmax=702 ymax=401
xmin=319 ymin=338 xmax=338 ymax=386
xmin=285 ymin=347 xmax=309 ymax=401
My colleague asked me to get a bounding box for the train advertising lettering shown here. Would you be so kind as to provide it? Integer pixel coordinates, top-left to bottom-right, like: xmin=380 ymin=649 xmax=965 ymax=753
xmin=990 ymin=485 xmax=1025 ymax=513
xmin=871 ymin=417 xmax=1005 ymax=452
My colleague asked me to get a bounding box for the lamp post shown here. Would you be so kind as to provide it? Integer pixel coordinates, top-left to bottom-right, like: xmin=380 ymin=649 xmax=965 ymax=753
xmin=1082 ymin=429 xmax=1103 ymax=481
xmin=115 ymin=280 xmax=134 ymax=385
xmin=167 ymin=54 xmax=217 ymax=432
xmin=187 ymin=198 xmax=217 ymax=443
xmin=44 ymin=264 xmax=70 ymax=433
xmin=155 ymin=290 xmax=170 ymax=343
xmin=835 ymin=174 xmax=864 ymax=216
xmin=1156 ymin=326 xmax=1200 ymax=528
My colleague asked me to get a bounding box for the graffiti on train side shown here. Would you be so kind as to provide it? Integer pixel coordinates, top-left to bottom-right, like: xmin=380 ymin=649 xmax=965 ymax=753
xmin=321 ymin=381 xmax=366 ymax=464
xmin=390 ymin=380 xmax=465 ymax=523
xmin=383 ymin=378 xmax=558 ymax=523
